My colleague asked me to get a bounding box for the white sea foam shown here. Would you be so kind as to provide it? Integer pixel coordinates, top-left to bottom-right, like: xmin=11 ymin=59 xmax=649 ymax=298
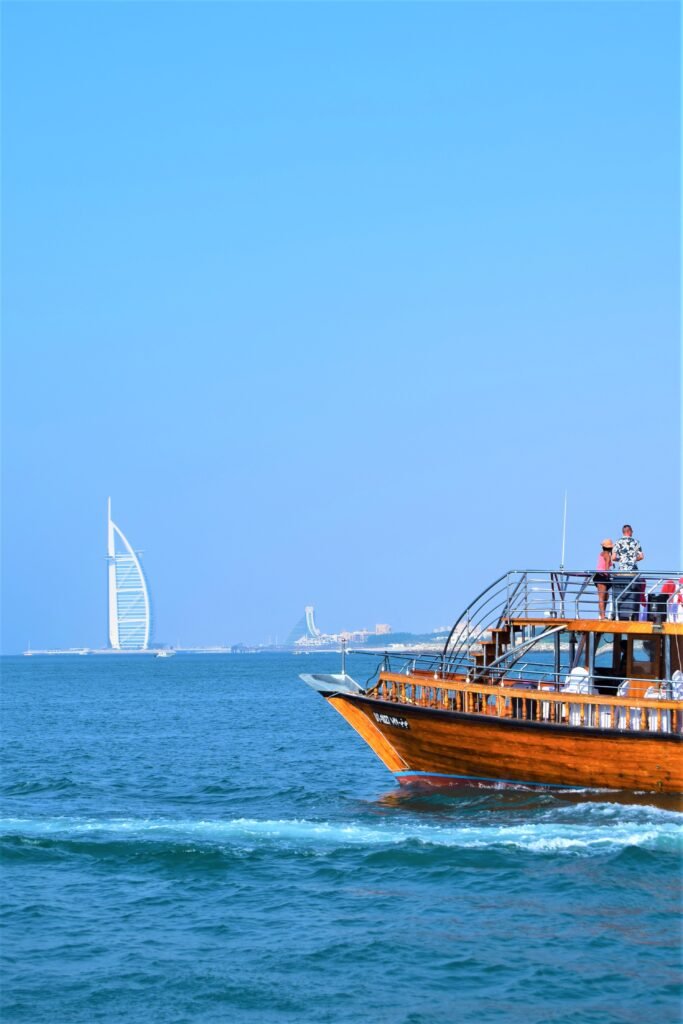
xmin=1 ymin=810 xmax=681 ymax=855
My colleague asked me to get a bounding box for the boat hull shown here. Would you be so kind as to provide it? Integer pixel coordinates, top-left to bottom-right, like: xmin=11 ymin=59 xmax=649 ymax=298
xmin=326 ymin=693 xmax=683 ymax=793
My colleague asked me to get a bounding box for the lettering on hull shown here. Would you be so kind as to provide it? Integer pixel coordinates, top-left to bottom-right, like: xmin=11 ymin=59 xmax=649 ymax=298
xmin=373 ymin=712 xmax=409 ymax=730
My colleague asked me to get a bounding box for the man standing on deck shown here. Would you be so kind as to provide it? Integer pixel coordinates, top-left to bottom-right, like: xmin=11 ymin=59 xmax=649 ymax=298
xmin=611 ymin=525 xmax=644 ymax=619
xmin=612 ymin=525 xmax=644 ymax=571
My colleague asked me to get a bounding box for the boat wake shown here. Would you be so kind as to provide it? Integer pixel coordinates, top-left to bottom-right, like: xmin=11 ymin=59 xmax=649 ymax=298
xmin=2 ymin=804 xmax=680 ymax=857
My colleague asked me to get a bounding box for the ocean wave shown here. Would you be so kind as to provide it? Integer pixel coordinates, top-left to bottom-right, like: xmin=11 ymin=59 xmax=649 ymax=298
xmin=1 ymin=809 xmax=680 ymax=856
xmin=1 ymin=776 xmax=81 ymax=796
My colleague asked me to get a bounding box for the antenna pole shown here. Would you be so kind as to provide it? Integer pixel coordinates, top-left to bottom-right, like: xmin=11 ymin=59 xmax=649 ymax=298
xmin=560 ymin=491 xmax=568 ymax=570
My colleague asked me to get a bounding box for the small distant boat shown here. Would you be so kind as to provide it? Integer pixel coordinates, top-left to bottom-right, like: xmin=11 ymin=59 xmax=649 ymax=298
xmin=155 ymin=650 xmax=175 ymax=658
xmin=301 ymin=569 xmax=683 ymax=794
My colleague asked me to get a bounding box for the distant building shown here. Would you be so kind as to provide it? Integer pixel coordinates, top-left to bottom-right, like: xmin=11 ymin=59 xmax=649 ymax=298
xmin=287 ymin=605 xmax=321 ymax=644
xmin=305 ymin=606 xmax=320 ymax=637
xmin=286 ymin=608 xmax=391 ymax=648
xmin=340 ymin=629 xmax=370 ymax=642
xmin=107 ymin=498 xmax=151 ymax=650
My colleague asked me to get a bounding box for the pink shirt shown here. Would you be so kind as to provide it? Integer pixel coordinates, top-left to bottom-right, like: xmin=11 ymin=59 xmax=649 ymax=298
xmin=596 ymin=552 xmax=611 ymax=571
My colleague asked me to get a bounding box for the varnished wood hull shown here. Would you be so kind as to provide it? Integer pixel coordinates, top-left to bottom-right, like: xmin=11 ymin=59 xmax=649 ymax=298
xmin=327 ymin=693 xmax=683 ymax=793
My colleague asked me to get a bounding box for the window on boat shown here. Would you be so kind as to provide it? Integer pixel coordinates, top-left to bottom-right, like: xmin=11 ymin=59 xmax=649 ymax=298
xmin=670 ymin=633 xmax=683 ymax=676
xmin=569 ymin=632 xmax=587 ymax=672
xmin=592 ymin=633 xmax=622 ymax=695
xmin=628 ymin=637 xmax=661 ymax=680
xmin=558 ymin=631 xmax=577 ymax=678
xmin=594 ymin=633 xmax=615 ymax=670
xmin=516 ymin=631 xmax=589 ymax=688
xmin=503 ymin=628 xmax=576 ymax=686
xmin=607 ymin=634 xmax=628 ymax=679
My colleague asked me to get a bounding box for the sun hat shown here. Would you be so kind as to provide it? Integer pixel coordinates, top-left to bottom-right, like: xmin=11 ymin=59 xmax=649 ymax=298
xmin=601 ymin=539 xmax=613 ymax=548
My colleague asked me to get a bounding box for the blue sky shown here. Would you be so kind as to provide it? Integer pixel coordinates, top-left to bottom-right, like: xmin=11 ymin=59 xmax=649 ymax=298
xmin=2 ymin=1 xmax=680 ymax=652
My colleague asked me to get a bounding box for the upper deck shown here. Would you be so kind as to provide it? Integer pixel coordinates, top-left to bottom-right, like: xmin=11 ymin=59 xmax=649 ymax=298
xmin=443 ymin=568 xmax=682 ymax=647
xmin=509 ymin=617 xmax=682 ymax=635
xmin=354 ymin=570 xmax=683 ymax=726
xmin=439 ymin=569 xmax=682 ymax=668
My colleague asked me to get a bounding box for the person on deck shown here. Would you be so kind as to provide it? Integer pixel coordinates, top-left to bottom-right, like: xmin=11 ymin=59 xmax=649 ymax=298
xmin=594 ymin=539 xmax=613 ymax=620
xmin=611 ymin=525 xmax=644 ymax=620
xmin=666 ymin=579 xmax=683 ymax=623
xmin=612 ymin=525 xmax=644 ymax=571
xmin=658 ymin=579 xmax=677 ymax=624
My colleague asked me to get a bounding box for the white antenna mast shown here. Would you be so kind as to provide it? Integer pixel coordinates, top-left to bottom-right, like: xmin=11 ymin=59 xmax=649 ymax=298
xmin=559 ymin=491 xmax=568 ymax=570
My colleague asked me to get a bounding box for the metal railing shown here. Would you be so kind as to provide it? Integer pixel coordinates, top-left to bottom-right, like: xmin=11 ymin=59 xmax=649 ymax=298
xmin=370 ymin=671 xmax=683 ymax=735
xmin=443 ymin=569 xmax=682 ymax=670
xmin=350 ymin=568 xmax=682 ymax=689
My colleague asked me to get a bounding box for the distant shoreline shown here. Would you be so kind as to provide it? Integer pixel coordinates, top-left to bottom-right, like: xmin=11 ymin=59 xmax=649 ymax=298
xmin=21 ymin=642 xmax=448 ymax=657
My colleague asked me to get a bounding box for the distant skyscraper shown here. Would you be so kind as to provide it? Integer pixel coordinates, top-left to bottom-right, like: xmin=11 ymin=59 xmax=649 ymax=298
xmin=305 ymin=606 xmax=321 ymax=638
xmin=287 ymin=605 xmax=321 ymax=644
xmin=107 ymin=498 xmax=151 ymax=650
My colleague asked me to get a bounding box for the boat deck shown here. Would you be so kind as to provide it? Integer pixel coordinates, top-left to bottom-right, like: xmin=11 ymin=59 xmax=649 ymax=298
xmin=369 ymin=671 xmax=683 ymax=734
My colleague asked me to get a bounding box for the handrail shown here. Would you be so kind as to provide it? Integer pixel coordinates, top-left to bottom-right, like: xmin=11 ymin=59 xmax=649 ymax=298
xmin=349 ymin=569 xmax=682 ymax=688
xmin=442 ymin=569 xmax=682 ymax=670
xmin=471 ymin=623 xmax=567 ymax=682
xmin=375 ymin=671 xmax=681 ymax=706
xmin=504 ymin=573 xmax=529 ymax=625
xmin=442 ymin=572 xmax=508 ymax=654
xmin=370 ymin=671 xmax=683 ymax=734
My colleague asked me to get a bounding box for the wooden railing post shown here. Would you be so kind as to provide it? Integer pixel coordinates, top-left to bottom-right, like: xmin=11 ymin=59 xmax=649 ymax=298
xmin=372 ymin=676 xmax=680 ymax=740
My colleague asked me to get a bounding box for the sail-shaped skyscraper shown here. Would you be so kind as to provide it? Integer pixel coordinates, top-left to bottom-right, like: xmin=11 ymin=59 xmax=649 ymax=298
xmin=107 ymin=498 xmax=151 ymax=650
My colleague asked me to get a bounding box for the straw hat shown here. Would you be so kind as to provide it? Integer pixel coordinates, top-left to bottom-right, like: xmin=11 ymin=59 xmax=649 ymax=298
xmin=601 ymin=539 xmax=613 ymax=548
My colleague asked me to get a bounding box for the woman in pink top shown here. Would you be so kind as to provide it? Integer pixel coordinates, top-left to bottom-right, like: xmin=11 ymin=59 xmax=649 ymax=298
xmin=595 ymin=539 xmax=613 ymax=620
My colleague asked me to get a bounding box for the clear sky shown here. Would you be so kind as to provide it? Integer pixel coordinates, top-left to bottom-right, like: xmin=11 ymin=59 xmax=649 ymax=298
xmin=2 ymin=1 xmax=680 ymax=652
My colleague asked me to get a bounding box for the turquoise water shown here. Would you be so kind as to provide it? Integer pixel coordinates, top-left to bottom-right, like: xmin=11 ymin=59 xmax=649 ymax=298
xmin=2 ymin=654 xmax=681 ymax=1023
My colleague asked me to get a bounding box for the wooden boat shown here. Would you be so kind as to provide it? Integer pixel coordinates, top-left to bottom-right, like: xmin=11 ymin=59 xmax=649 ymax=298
xmin=301 ymin=570 xmax=683 ymax=793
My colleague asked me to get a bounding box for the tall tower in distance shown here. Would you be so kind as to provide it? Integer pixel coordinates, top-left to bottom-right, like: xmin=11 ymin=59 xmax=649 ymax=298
xmin=107 ymin=498 xmax=151 ymax=650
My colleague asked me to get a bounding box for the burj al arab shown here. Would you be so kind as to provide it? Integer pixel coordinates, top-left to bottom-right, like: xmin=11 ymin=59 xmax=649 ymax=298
xmin=107 ymin=498 xmax=151 ymax=650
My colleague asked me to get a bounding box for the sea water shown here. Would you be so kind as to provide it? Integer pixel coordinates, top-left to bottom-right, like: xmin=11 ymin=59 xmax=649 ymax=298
xmin=2 ymin=653 xmax=681 ymax=1024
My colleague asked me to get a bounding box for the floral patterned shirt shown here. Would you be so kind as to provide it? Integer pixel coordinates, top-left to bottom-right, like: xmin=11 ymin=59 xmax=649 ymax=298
xmin=612 ymin=536 xmax=642 ymax=572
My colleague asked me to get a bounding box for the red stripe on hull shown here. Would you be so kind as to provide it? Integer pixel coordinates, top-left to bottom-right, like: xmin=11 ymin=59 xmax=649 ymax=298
xmin=395 ymin=772 xmax=580 ymax=792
